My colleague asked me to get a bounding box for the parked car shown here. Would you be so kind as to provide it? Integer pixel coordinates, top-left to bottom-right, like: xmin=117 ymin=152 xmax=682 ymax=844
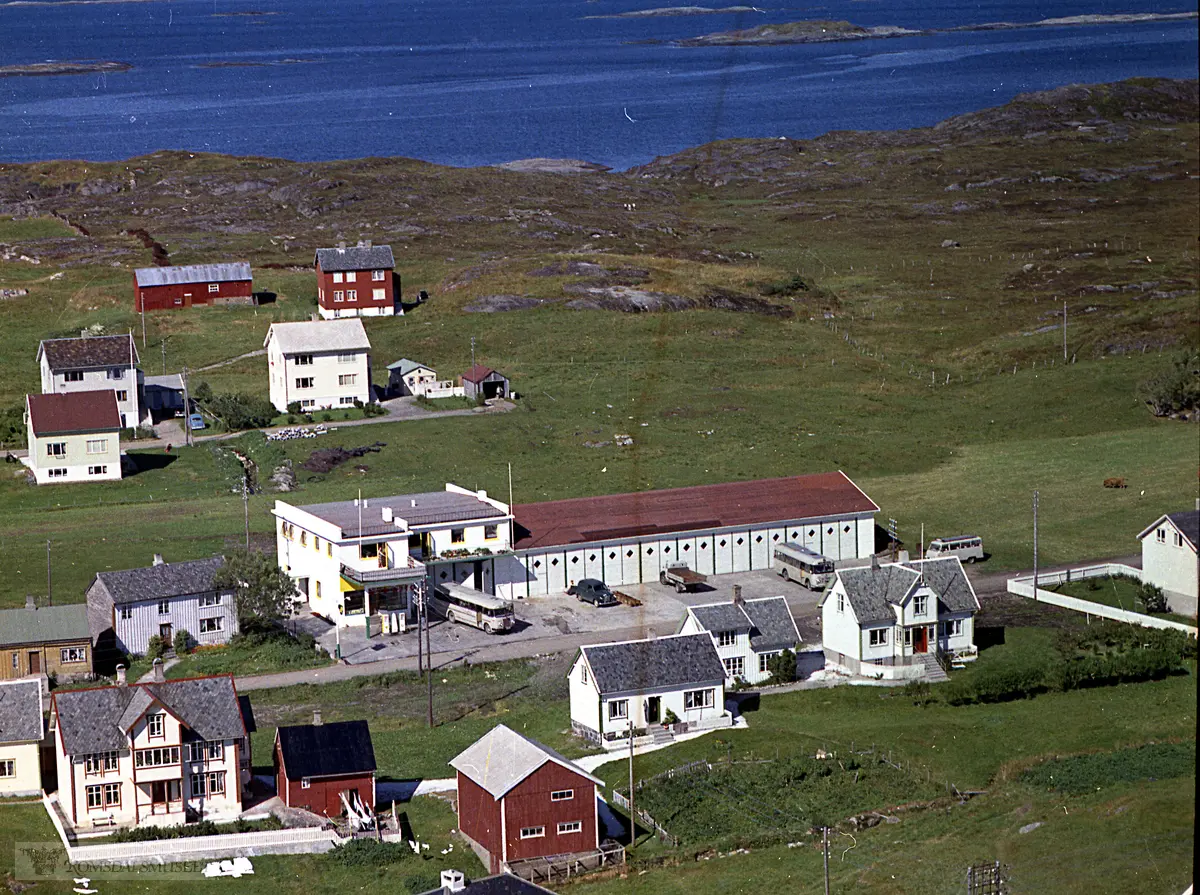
xmin=568 ymin=579 xmax=618 ymax=606
xmin=925 ymin=535 xmax=984 ymax=563
xmin=187 ymin=413 xmax=206 ymax=431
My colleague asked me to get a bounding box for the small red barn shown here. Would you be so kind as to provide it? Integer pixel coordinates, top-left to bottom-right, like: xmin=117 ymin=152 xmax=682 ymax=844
xmin=134 ymin=262 xmax=253 ymax=311
xmin=314 ymin=241 xmax=396 ymax=319
xmin=450 ymin=724 xmax=602 ymax=874
xmin=274 ymin=716 xmax=376 ymax=818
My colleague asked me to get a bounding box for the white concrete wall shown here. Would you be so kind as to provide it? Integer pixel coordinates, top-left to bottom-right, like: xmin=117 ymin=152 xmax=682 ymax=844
xmin=1142 ymin=523 xmax=1199 ymax=599
xmin=819 ymin=579 xmax=863 ymax=662
xmin=27 ymin=426 xmax=121 ymax=485
xmin=319 ymin=305 xmax=395 ymax=319
xmin=568 ymin=656 xmax=602 ymax=737
xmin=0 ymin=741 xmax=42 ymax=797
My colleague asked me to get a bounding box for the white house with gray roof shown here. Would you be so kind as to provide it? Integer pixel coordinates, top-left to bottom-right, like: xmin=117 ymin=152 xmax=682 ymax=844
xmin=1137 ymin=507 xmax=1198 ymax=606
xmin=37 ymin=333 xmax=143 ymax=429
xmin=51 ymin=671 xmax=251 ymax=830
xmin=264 ymin=318 xmax=372 ymax=412
xmin=273 ymin=484 xmax=512 ymax=627
xmin=678 ymin=593 xmax=802 ymax=685
xmin=820 ymin=556 xmax=979 ymax=681
xmin=86 ymin=556 xmax=237 ymax=661
xmin=569 ymin=633 xmax=731 ymax=749
xmin=0 ymin=679 xmax=44 ymax=797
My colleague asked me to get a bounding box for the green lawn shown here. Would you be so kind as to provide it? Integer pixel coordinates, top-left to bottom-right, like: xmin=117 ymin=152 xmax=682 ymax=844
xmin=166 ymin=636 xmax=334 ymax=680
xmin=1052 ymin=576 xmax=1197 ymax=624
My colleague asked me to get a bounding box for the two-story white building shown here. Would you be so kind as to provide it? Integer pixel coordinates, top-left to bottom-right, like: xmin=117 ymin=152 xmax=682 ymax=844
xmin=51 ymin=667 xmax=251 ymax=831
xmin=569 ymin=633 xmax=732 ymax=750
xmin=820 ymin=556 xmax=979 ymax=681
xmin=678 ymin=593 xmax=802 ymax=685
xmin=24 ymin=390 xmax=123 ymax=485
xmin=1137 ymin=507 xmax=1198 ymax=605
xmin=264 ymin=318 xmax=372 ymax=413
xmin=273 ymin=484 xmax=513 ymax=627
xmin=37 ymin=334 xmax=142 ymax=430
xmin=85 ymin=555 xmax=238 ymax=662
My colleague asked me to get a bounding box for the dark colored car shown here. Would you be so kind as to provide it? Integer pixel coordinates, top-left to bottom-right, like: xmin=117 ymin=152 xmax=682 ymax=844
xmin=568 ymin=578 xmax=618 ymax=607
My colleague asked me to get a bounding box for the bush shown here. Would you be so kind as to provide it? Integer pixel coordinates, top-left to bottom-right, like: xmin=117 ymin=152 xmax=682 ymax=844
xmin=145 ymin=634 xmax=166 ymax=661
xmin=321 ymin=412 xmax=333 ymax=422
xmin=207 ymin=392 xmax=277 ymax=431
xmin=766 ymin=648 xmax=798 ymax=685
xmin=173 ymin=629 xmax=192 ymax=655
xmin=109 ymin=816 xmax=281 ymax=842
xmin=758 ymin=274 xmax=809 ymax=296
xmin=0 ymin=403 xmax=25 ymax=446
xmin=401 ymin=871 xmax=444 ymax=894
xmin=1138 ymin=350 xmax=1200 ymax=417
xmin=362 ymin=401 xmax=387 ymax=417
xmin=1138 ymin=582 xmax=1169 ymax=614
xmin=287 ymin=401 xmax=303 ymax=415
xmin=324 ymin=838 xmax=411 ymax=868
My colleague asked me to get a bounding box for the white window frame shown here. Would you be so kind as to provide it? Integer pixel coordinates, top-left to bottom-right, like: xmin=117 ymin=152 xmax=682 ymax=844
xmin=115 ymin=390 xmax=128 ymax=403
xmin=346 ymin=290 xmax=357 ymax=301
xmin=107 ymin=368 xmax=125 ymax=380
xmin=557 ymin=821 xmax=582 ymax=834
xmin=332 ymin=272 xmax=344 ymax=283
xmin=338 ymin=374 xmax=357 ymax=386
xmin=715 ymin=630 xmax=736 ymax=647
xmin=683 ymin=689 xmax=714 ymax=710
xmin=520 ymin=826 xmax=545 ymax=840
xmin=47 ymin=468 xmax=68 ymax=478
xmin=372 ymin=269 xmax=386 ymax=281
xmin=758 ymin=652 xmax=773 ymax=674
xmin=913 ymin=595 xmax=927 ymax=616
xmin=0 ymin=759 xmax=15 ymax=778
xmin=118 ymin=606 xmax=133 ymax=620
xmin=337 ymin=352 xmax=357 ymax=364
xmin=339 ymin=396 xmax=355 ymax=406
xmin=146 ymin=714 xmax=165 ymax=738
xmin=301 ymin=778 xmax=312 ymax=789
xmin=551 ymin=789 xmax=574 ymax=802
xmin=345 ymin=271 xmax=356 ymax=282
xmin=607 ymin=699 xmax=628 ymax=721
xmin=199 ymin=593 xmax=222 ymax=608
xmin=333 ymin=291 xmax=344 ymax=302
xmin=47 ymin=442 xmax=67 ymax=457
xmin=208 ymin=283 xmax=220 ymax=293
xmin=295 ymin=377 xmax=314 ymax=390
xmin=869 ymin=628 xmax=889 ymax=647
xmin=60 ymin=646 xmax=87 ymax=664
xmin=63 ymin=371 xmax=84 ymax=383
xmin=723 ymin=656 xmax=745 ymax=678
xmin=294 ymin=354 xmax=313 ymax=366
xmin=158 ymin=600 xmax=170 ymax=615
xmin=199 ymin=617 xmax=224 ymax=634
xmin=88 ymin=465 xmax=108 ymax=476
xmin=86 ymin=439 xmax=107 ymax=454
xmin=373 ymin=288 xmax=386 ymax=300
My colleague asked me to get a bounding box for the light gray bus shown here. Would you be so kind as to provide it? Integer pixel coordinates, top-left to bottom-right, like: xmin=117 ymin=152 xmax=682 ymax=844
xmin=431 ymin=583 xmax=515 ymax=634
xmin=773 ymin=542 xmax=836 ymax=589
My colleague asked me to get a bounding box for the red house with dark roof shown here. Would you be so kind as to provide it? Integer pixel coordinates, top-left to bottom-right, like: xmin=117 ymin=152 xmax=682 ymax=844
xmin=314 ymin=242 xmax=396 ymax=319
xmin=450 ymin=725 xmax=603 ymax=874
xmin=461 ymin=366 xmax=510 ymax=401
xmin=274 ymin=715 xmax=376 ymax=818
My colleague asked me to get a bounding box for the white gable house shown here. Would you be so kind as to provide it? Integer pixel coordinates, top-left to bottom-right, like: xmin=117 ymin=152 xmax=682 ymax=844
xmin=265 ymin=318 xmax=371 ymax=413
xmin=1137 ymin=508 xmax=1198 ymax=604
xmin=820 ymin=556 xmax=979 ymax=681
xmin=569 ymin=633 xmax=731 ymax=750
xmin=678 ymin=593 xmax=802 ymax=685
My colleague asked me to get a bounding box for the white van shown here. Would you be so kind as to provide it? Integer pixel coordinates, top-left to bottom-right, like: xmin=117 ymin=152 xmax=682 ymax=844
xmin=431 ymin=583 xmax=515 ymax=634
xmin=925 ymin=535 xmax=984 ymax=563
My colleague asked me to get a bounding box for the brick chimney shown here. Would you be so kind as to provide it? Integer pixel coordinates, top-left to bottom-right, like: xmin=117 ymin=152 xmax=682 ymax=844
xmin=732 ymin=584 xmax=744 ymax=607
xmin=313 ymin=709 xmax=322 ymax=726
xmin=151 ymin=658 xmax=165 ymax=682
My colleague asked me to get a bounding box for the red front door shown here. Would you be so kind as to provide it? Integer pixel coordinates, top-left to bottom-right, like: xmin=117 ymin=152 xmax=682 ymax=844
xmin=913 ymin=627 xmax=928 ymax=654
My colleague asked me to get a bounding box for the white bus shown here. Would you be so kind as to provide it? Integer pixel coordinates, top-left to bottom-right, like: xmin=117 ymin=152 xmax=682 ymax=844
xmin=925 ymin=536 xmax=984 ymax=563
xmin=430 ymin=583 xmax=515 ymax=634
xmin=773 ymin=542 xmax=836 ymax=589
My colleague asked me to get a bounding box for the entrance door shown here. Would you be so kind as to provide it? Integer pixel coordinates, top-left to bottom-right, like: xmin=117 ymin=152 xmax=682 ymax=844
xmin=913 ymin=626 xmax=928 ymax=654
xmin=28 ymin=651 xmax=40 ymax=674
xmin=645 ymin=696 xmax=661 ymax=725
xmin=159 ymin=623 xmax=173 ymax=642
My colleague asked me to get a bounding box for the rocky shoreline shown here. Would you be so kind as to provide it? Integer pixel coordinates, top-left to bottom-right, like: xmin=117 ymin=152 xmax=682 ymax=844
xmin=0 ymin=60 xmax=131 ymax=78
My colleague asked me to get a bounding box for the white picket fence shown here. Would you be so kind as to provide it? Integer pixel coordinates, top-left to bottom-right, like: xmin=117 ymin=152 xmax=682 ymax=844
xmin=1007 ymin=564 xmax=1197 ymax=637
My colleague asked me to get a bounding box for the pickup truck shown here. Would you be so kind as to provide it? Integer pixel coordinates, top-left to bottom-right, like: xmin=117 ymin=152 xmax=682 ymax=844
xmin=659 ymin=563 xmax=707 ymax=593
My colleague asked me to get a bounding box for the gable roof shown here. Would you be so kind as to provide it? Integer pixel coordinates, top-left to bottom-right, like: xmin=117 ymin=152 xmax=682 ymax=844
xmin=513 ymin=471 xmax=878 ymax=551
xmin=265 ymin=318 xmax=370 ymax=355
xmin=387 ymin=358 xmax=434 ymax=375
xmin=462 ymin=365 xmax=505 ymax=384
xmin=0 ymin=603 xmax=90 ymax=648
xmin=0 ymin=679 xmax=43 ymax=745
xmin=37 ymin=334 xmax=139 ymax=371
xmin=92 ymin=557 xmax=225 ymax=606
xmin=277 ymin=720 xmax=376 ymax=780
xmin=741 ymin=597 xmax=803 ymax=652
xmin=134 ymin=262 xmax=251 ymax=288
xmin=314 ymin=244 xmax=395 ymax=273
xmin=688 ymin=602 xmax=752 ymax=635
xmin=26 ymin=390 xmax=121 ymax=436
xmin=1138 ymin=509 xmax=1199 ymax=552
xmin=53 ymin=675 xmax=247 ymax=755
xmin=826 ymin=557 xmax=978 ymax=624
xmin=580 ymin=633 xmax=726 ymax=695
xmin=450 ymin=724 xmax=601 ymax=800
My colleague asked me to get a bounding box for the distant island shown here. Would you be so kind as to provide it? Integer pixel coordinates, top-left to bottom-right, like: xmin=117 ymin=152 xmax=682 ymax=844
xmin=0 ymin=60 xmax=131 ymax=78
xmin=675 ymin=11 xmax=1198 ymax=45
xmin=587 ymin=6 xmax=767 ymax=19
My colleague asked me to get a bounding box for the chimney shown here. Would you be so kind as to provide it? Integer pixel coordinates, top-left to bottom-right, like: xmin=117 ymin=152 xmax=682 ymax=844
xmin=152 ymin=553 xmax=165 ymax=566
xmin=337 ymin=241 xmax=346 ymax=252
xmin=871 ymin=553 xmax=880 ymax=571
xmin=313 ymin=709 xmax=323 ymax=726
xmin=151 ymin=658 xmax=165 ymax=682
xmin=382 ymin=507 xmax=394 ymax=523
xmin=410 ymin=499 xmax=417 ymax=508
xmin=440 ymin=870 xmax=466 ymax=893
xmin=361 ymin=239 xmax=372 ymax=248
xmin=732 ymin=585 xmax=744 ymax=607
xmin=115 ymin=664 xmax=127 ymax=686
xmin=24 ymin=595 xmax=35 ymax=611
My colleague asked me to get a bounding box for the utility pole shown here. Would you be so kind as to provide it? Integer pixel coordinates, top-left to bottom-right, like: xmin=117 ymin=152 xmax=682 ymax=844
xmin=415 ymin=580 xmax=423 ymax=673
xmin=823 ymin=826 xmax=831 ymax=895
xmin=181 ymin=366 xmax=192 ymax=447
xmin=424 ymin=590 xmax=434 ymax=728
xmin=1062 ymin=301 xmax=1068 ymax=361
xmin=470 ymin=336 xmax=476 ymax=371
xmin=161 ymin=338 xmax=167 ymax=376
xmin=140 ymin=301 xmax=147 ymax=348
xmin=46 ymin=539 xmax=52 ymax=606
xmin=242 ymin=478 xmax=250 ymax=548
xmin=507 ymin=462 xmax=516 ymax=547
xmin=628 ymin=722 xmax=636 ymax=848
xmin=1032 ymin=490 xmax=1039 ymax=601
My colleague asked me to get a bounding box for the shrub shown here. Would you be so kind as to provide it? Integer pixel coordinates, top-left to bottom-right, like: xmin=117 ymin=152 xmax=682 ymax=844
xmin=362 ymin=401 xmax=387 ymax=417
xmin=1138 ymin=582 xmax=1169 ymax=614
xmin=109 ymin=816 xmax=281 ymax=842
xmin=207 ymin=392 xmax=277 ymax=431
xmin=401 ymin=871 xmax=444 ymax=894
xmin=173 ymin=629 xmax=192 ymax=655
xmin=766 ymin=648 xmax=798 ymax=684
xmin=0 ymin=403 xmax=25 ymax=446
xmin=1138 ymin=349 xmax=1200 ymax=417
xmin=287 ymin=401 xmax=303 ymax=415
xmin=321 ymin=412 xmax=333 ymax=422
xmin=324 ymin=838 xmax=411 ymax=868
xmin=758 ymin=274 xmax=809 ymax=296
xmin=145 ymin=634 xmax=166 ymax=661
xmin=191 ymin=380 xmax=214 ymax=403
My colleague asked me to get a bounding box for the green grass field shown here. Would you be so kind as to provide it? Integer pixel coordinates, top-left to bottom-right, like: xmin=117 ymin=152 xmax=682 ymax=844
xmin=1051 ymin=576 xmax=1197 ymax=623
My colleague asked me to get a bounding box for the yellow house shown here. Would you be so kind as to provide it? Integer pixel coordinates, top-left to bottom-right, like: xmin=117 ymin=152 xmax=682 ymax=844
xmin=0 ymin=679 xmax=45 ymax=797
xmin=0 ymin=600 xmax=93 ymax=682
xmin=24 ymin=390 xmax=122 ymax=485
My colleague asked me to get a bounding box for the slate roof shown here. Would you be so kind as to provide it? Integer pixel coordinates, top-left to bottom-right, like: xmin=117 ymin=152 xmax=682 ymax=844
xmin=826 ymin=557 xmax=978 ymax=624
xmin=277 ymin=720 xmax=376 ymax=780
xmin=265 ymin=318 xmax=370 ymax=355
xmin=53 ymin=675 xmax=247 ymax=755
xmin=450 ymin=724 xmax=600 ymax=800
xmin=463 ymin=365 xmax=505 ymax=384
xmin=417 ymin=874 xmax=559 ymax=895
xmin=134 ymin=262 xmax=251 ymax=288
xmin=688 ymin=603 xmax=752 ymax=634
xmin=742 ymin=597 xmax=803 ymax=652
xmin=291 ymin=490 xmax=508 ymax=539
xmin=26 ymin=390 xmax=121 ymax=436
xmin=387 ymin=358 xmax=433 ymax=375
xmin=1139 ymin=510 xmax=1200 ymax=552
xmin=512 ymin=471 xmax=878 ymax=551
xmin=314 ymin=244 xmax=395 ymax=273
xmin=0 ymin=604 xmax=91 ymax=648
xmin=580 ymin=634 xmax=726 ymax=696
xmin=93 ymin=557 xmax=225 ymax=606
xmin=37 ymin=335 xmax=139 ymax=371
xmin=0 ymin=679 xmax=43 ymax=745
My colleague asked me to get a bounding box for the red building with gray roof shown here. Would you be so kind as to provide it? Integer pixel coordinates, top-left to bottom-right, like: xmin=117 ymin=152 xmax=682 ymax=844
xmin=314 ymin=241 xmax=395 ymax=319
xmin=133 ymin=262 xmax=252 ymax=311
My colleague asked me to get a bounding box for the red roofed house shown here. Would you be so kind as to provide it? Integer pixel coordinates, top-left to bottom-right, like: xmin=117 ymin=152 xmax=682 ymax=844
xmin=493 ymin=471 xmax=879 ymax=600
xmin=314 ymin=242 xmax=396 ymax=319
xmin=461 ymin=366 xmax=510 ymax=401
xmin=134 ymin=262 xmax=253 ymax=312
xmin=274 ymin=714 xmax=376 ymax=818
xmin=450 ymin=724 xmax=603 ymax=874
xmin=24 ymin=390 xmax=122 ymax=484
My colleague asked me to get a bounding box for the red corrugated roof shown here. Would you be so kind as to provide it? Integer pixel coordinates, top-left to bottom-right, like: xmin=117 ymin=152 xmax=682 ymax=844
xmin=512 ymin=471 xmax=878 ymax=550
xmin=462 ymin=364 xmax=499 ymax=383
xmin=26 ymin=390 xmax=121 ymax=436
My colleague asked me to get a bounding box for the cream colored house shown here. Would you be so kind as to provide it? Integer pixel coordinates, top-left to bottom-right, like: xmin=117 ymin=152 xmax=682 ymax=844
xmin=0 ymin=679 xmax=44 ymax=797
xmin=265 ymin=318 xmax=372 ymax=412
xmin=24 ymin=390 xmax=122 ymax=485
xmin=52 ymin=667 xmax=251 ymax=830
xmin=1138 ymin=508 xmax=1199 ymax=604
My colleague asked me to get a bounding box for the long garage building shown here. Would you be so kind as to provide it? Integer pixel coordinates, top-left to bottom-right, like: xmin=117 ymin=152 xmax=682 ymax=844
xmin=493 ymin=471 xmax=878 ymax=601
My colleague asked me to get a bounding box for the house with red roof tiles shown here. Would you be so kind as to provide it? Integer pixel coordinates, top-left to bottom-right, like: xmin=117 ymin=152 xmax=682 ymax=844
xmin=24 ymin=390 xmax=123 ymax=485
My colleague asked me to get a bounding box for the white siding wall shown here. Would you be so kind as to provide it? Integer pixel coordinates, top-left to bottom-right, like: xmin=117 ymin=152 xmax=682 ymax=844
xmin=27 ymin=428 xmax=122 ymax=485
xmin=113 ymin=592 xmax=238 ymax=655
xmin=568 ymin=657 xmax=602 ymax=736
xmin=39 ymin=354 xmax=142 ymax=428
xmin=820 ymin=580 xmax=863 ymax=662
xmin=1142 ymin=524 xmax=1199 ymax=599
xmin=0 ymin=741 xmax=42 ymax=797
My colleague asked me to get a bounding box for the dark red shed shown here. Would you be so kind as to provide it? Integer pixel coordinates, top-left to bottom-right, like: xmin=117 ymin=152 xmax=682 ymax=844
xmin=134 ymin=262 xmax=253 ymax=311
xmin=450 ymin=724 xmax=602 ymax=874
xmin=274 ymin=716 xmax=376 ymax=818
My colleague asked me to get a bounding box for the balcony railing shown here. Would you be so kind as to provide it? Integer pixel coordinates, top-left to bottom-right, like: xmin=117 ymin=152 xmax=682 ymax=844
xmin=340 ymin=559 xmax=424 ymax=584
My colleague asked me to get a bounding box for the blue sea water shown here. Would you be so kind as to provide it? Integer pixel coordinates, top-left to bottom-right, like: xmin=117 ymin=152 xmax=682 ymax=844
xmin=0 ymin=0 xmax=1196 ymax=169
